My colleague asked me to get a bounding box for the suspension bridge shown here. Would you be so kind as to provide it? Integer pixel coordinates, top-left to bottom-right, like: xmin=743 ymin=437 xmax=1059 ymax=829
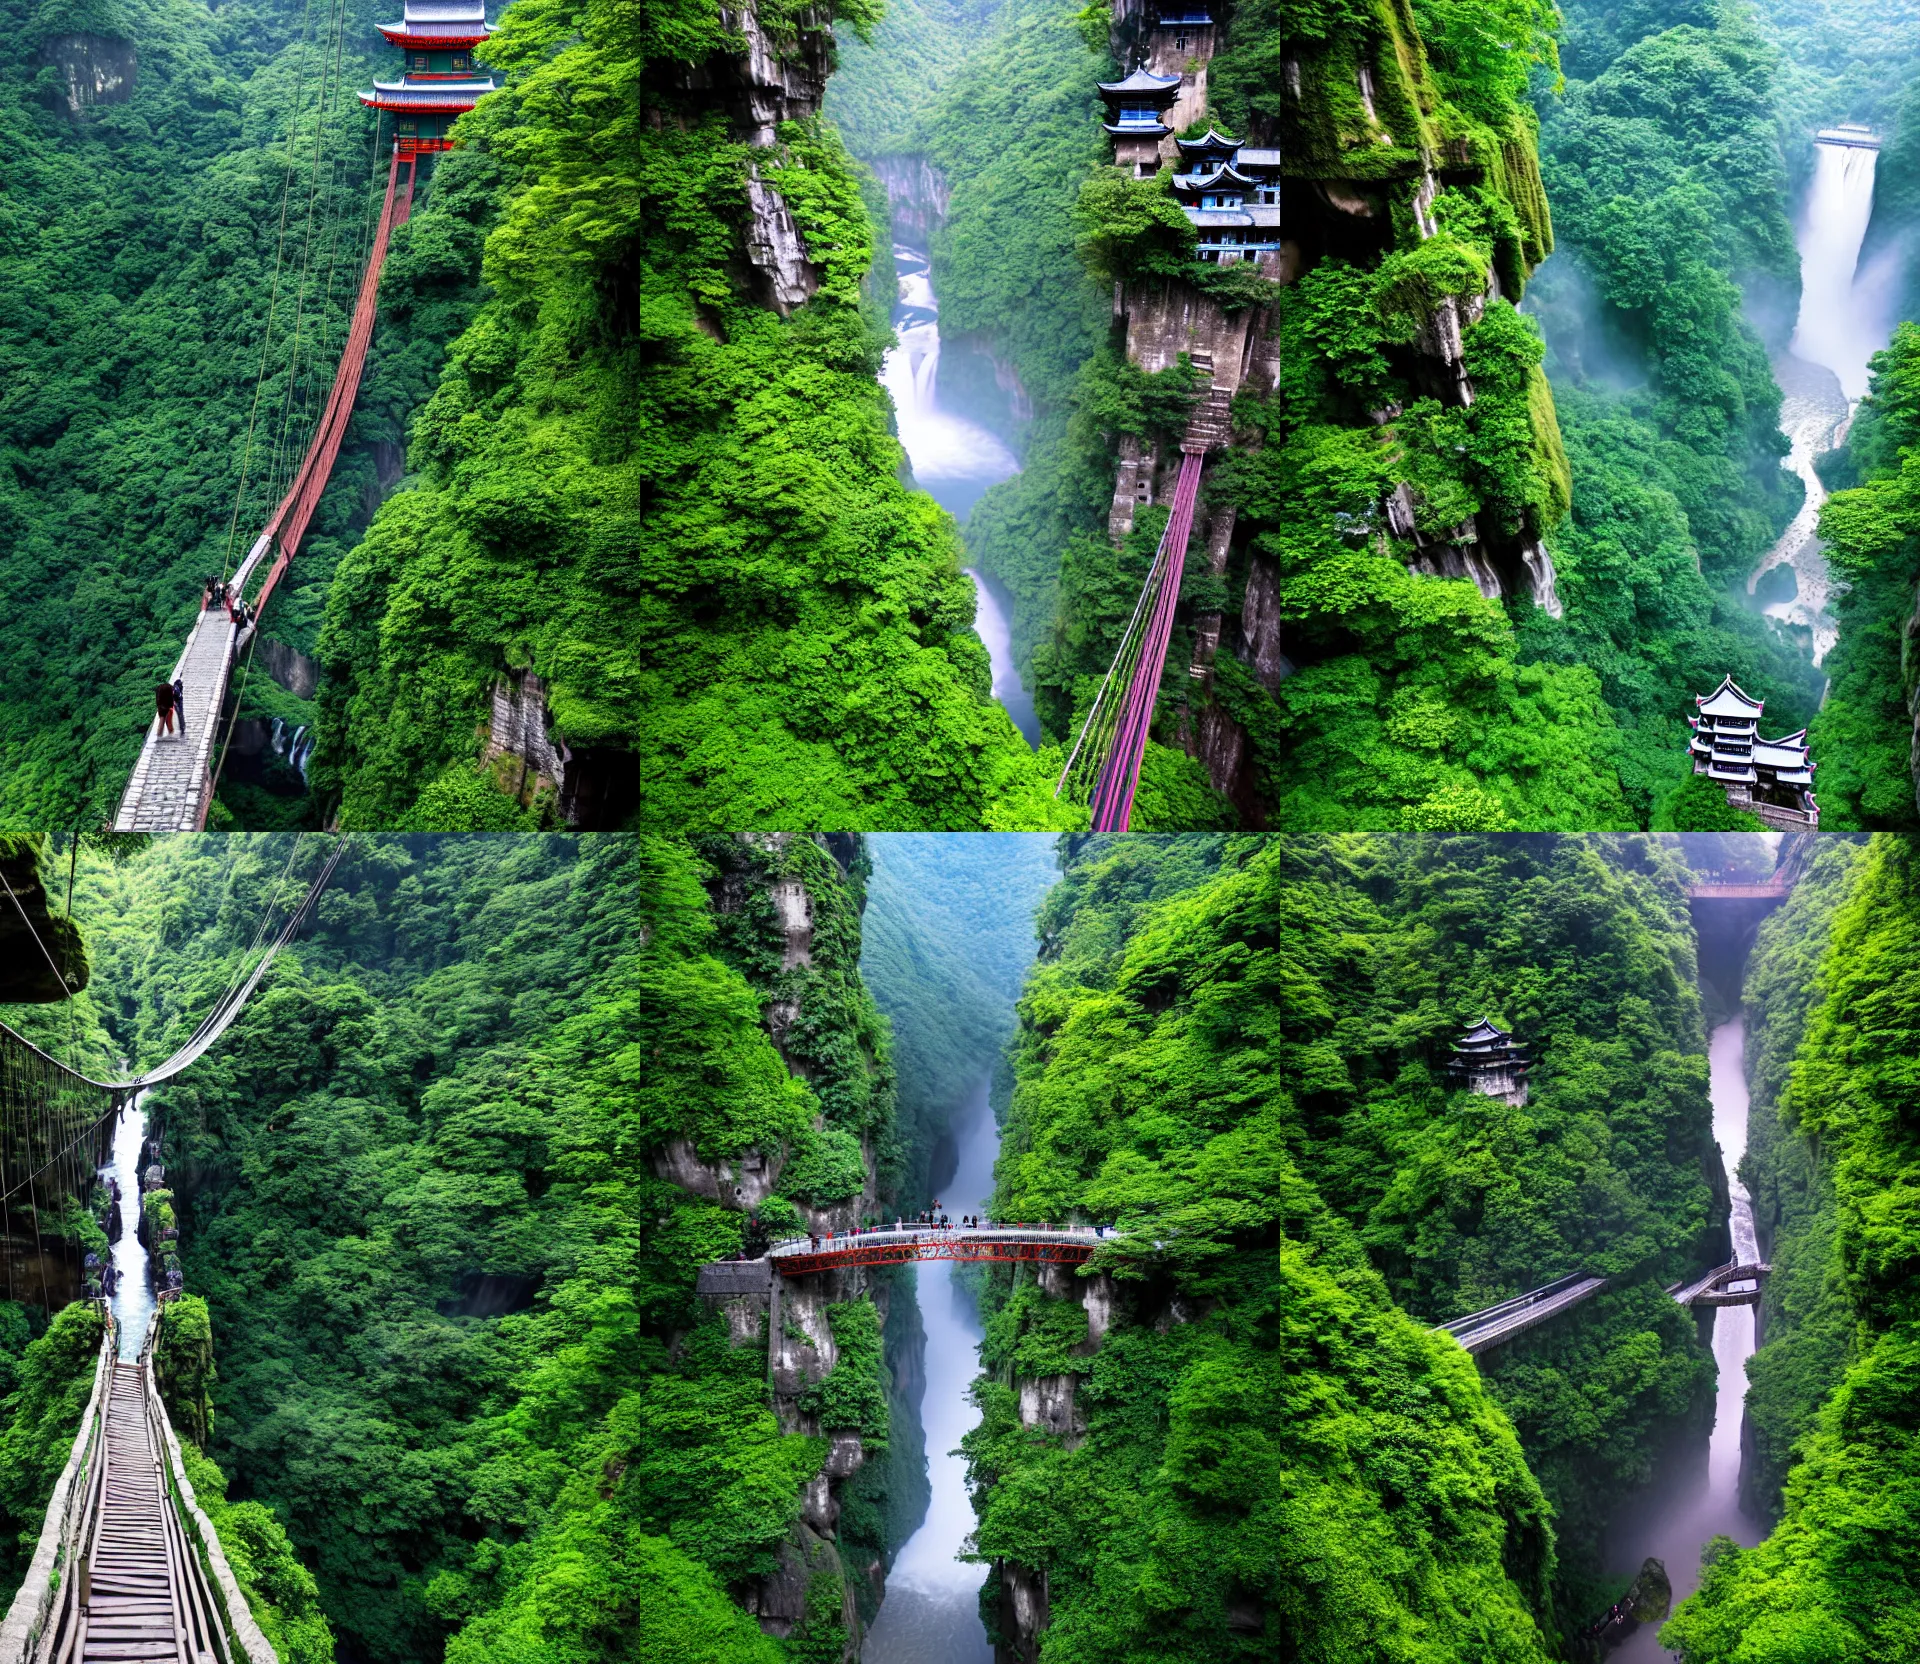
xmin=113 ymin=151 xmax=417 ymax=834
xmin=0 ymin=841 xmax=346 ymax=1664
xmin=0 ymin=1312 xmax=276 ymax=1664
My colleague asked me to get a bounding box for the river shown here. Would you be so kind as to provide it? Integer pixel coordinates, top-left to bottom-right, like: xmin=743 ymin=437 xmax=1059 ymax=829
xmin=1750 ymin=133 xmax=1898 ymax=664
xmin=880 ymin=243 xmax=1040 ymax=747
xmin=1604 ymin=1016 xmax=1765 ymax=1660
xmin=103 ymin=1097 xmax=155 ymax=1359
xmin=861 ymin=1075 xmax=1001 ymax=1664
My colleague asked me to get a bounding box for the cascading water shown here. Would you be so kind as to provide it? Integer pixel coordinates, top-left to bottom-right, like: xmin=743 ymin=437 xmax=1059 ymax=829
xmin=1751 ymin=131 xmax=1893 ymax=663
xmin=880 ymin=244 xmax=1037 ymax=746
xmin=102 ymin=1096 xmax=155 ymax=1359
xmin=1791 ymin=138 xmax=1882 ymax=400
xmin=861 ymin=1075 xmax=1001 ymax=1664
xmin=1604 ymin=1016 xmax=1764 ymax=1659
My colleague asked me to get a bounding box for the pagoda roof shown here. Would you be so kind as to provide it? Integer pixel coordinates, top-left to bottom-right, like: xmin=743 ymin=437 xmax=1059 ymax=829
xmin=1097 ymin=67 xmax=1182 ymax=97
xmin=1696 ymin=675 xmax=1764 ymax=719
xmin=1456 ymin=1018 xmax=1513 ymax=1047
xmin=1172 ymin=164 xmax=1256 ymax=191
xmin=1753 ymin=738 xmax=1811 ymax=769
xmin=1706 ymin=761 xmax=1758 ymax=783
xmin=1103 ymin=120 xmax=1171 ymax=138
xmin=403 ymin=0 xmax=487 ymax=19
xmin=379 ymin=21 xmax=492 ymax=43
xmin=1176 ymin=126 xmax=1241 ymax=152
xmin=360 ymin=78 xmax=494 ymax=109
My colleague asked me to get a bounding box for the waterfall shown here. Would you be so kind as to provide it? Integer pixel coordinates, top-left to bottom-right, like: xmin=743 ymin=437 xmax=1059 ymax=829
xmin=1790 ymin=138 xmax=1881 ymax=400
xmin=861 ymin=1077 xmax=1000 ymax=1664
xmin=1750 ymin=131 xmax=1890 ymax=664
xmin=879 ymin=243 xmax=1036 ymax=747
xmin=1604 ymin=1016 xmax=1764 ymax=1658
xmin=104 ymin=1098 xmax=155 ymax=1359
xmin=879 ymin=245 xmax=1019 ymax=518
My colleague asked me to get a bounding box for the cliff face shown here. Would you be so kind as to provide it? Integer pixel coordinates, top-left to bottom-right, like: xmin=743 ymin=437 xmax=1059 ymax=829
xmin=0 ymin=837 xmax=86 ymax=1003
xmin=323 ymin=0 xmax=1063 ymax=833
xmin=35 ymin=33 xmax=136 ymax=120
xmin=1089 ymin=0 xmax=1575 ymax=817
xmin=690 ymin=833 xmax=897 ymax=1657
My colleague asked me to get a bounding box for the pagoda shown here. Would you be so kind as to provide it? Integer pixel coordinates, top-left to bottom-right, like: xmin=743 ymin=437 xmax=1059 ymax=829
xmin=1687 ymin=675 xmax=1818 ymax=828
xmin=1169 ymin=128 xmax=1282 ymax=263
xmin=1449 ymin=1019 xmax=1530 ymax=1106
xmin=1097 ymin=67 xmax=1182 ymax=173
xmin=358 ymin=0 xmax=496 ymax=156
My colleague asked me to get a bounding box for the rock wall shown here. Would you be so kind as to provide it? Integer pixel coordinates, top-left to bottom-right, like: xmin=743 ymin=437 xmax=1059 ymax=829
xmin=671 ymin=3 xmax=840 ymax=311
xmin=688 ymin=835 xmax=894 ymax=1658
xmin=257 ymin=635 xmax=319 ymax=701
xmin=871 ymin=153 xmax=951 ymax=245
xmin=1099 ymin=15 xmax=1565 ymax=814
xmin=990 ymin=1264 xmax=1116 ymax=1662
xmin=36 ymin=34 xmax=136 ymax=120
xmin=0 ymin=836 xmax=86 ymax=1002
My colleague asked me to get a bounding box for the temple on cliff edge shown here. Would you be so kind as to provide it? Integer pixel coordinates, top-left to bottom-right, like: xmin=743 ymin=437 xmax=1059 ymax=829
xmin=1449 ymin=1020 xmax=1530 ymax=1107
xmin=1687 ymin=674 xmax=1820 ymax=829
xmin=358 ymin=0 xmax=496 ymax=155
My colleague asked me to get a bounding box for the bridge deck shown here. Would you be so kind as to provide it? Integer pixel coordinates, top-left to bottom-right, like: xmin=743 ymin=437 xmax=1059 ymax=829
xmin=1440 ymin=1275 xmax=1610 ymax=1355
xmin=85 ymin=1363 xmax=190 ymax=1661
xmin=1685 ymin=883 xmax=1788 ymax=899
xmin=767 ymin=1225 xmax=1100 ymax=1278
xmin=114 ymin=147 xmax=413 ymax=833
xmin=113 ymin=604 xmax=238 ymax=833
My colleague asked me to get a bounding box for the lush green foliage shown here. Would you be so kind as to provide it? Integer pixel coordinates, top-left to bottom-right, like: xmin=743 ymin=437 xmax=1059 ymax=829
xmin=1665 ymin=834 xmax=1920 ymax=1661
xmin=1806 ymin=324 xmax=1920 ymax=829
xmin=0 ymin=1302 xmax=102 ymax=1599
xmin=1521 ymin=0 xmax=1826 ymax=822
xmin=64 ymin=833 xmax=899 ymax=1661
xmin=316 ymin=0 xmax=1068 ymax=830
xmin=1736 ymin=836 xmax=1866 ymax=1520
xmin=0 ymin=0 xmax=413 ymax=828
xmin=976 ymin=833 xmax=1727 ymax=1649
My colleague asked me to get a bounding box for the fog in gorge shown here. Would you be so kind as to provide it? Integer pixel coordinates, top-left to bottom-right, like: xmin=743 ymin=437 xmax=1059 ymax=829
xmin=879 ymin=247 xmax=1040 ymax=747
xmin=857 ymin=836 xmax=1058 ymax=1660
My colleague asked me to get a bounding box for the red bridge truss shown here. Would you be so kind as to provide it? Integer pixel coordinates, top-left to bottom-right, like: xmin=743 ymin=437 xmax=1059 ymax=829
xmin=766 ymin=1226 xmax=1101 ymax=1279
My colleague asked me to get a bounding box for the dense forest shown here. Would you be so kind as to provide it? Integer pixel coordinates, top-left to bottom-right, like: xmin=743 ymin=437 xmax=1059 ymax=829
xmin=1665 ymin=832 xmax=1920 ymax=1658
xmin=0 ymin=830 xmax=1915 ymax=1661
xmin=970 ymin=832 xmax=1730 ymax=1653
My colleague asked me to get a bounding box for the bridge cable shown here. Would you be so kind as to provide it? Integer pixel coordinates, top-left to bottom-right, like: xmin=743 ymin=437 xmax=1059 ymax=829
xmin=264 ymin=0 xmax=352 ymax=537
xmin=220 ymin=0 xmax=325 ymax=586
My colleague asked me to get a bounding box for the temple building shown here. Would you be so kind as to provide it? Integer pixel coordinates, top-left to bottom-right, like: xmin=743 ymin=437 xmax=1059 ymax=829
xmin=1687 ymin=675 xmax=1819 ymax=829
xmin=1098 ymin=66 xmax=1183 ymax=173
xmin=1450 ymin=1019 xmax=1530 ymax=1106
xmin=1170 ymin=129 xmax=1282 ymax=263
xmin=358 ymin=0 xmax=496 ymax=156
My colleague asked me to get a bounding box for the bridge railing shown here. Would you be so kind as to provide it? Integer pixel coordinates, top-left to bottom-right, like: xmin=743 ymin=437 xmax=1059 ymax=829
xmin=0 ymin=1308 xmax=114 ymax=1664
xmin=137 ymin=1312 xmax=278 ymax=1664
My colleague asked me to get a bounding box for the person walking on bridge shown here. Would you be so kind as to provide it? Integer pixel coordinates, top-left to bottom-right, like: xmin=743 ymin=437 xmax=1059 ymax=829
xmin=172 ymin=676 xmax=186 ymax=736
xmin=153 ymin=679 xmax=177 ymax=736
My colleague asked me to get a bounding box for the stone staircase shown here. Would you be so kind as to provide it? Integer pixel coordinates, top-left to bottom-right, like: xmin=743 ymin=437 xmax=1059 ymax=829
xmin=1182 ymin=353 xmax=1234 ymax=453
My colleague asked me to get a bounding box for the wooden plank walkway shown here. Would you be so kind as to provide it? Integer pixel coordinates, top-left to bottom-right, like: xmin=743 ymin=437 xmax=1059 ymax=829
xmin=83 ymin=1364 xmax=190 ymax=1663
